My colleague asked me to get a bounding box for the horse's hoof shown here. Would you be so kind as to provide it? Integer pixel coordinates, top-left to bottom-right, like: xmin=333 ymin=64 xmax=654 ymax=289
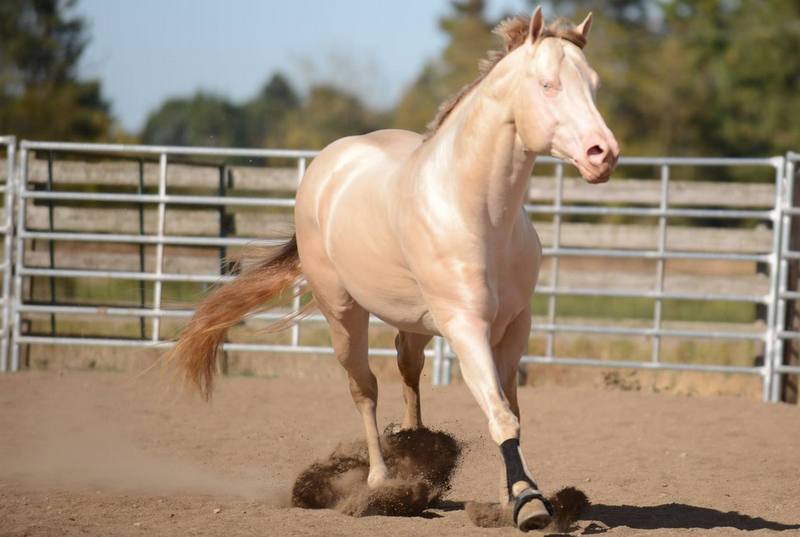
xmin=513 ymin=489 xmax=553 ymax=532
xmin=366 ymin=467 xmax=390 ymax=489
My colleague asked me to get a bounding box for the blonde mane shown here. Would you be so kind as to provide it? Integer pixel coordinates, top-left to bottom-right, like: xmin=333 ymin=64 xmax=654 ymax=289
xmin=424 ymin=16 xmax=586 ymax=138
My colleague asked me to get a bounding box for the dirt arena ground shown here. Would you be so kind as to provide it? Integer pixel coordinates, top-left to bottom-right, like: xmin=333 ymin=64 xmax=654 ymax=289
xmin=1 ymin=370 xmax=799 ymax=536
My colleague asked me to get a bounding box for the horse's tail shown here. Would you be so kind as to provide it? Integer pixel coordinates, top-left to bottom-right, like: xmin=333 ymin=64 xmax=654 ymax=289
xmin=166 ymin=234 xmax=312 ymax=400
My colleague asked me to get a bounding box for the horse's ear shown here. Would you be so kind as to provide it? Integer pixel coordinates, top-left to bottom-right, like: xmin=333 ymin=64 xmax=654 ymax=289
xmin=576 ymin=12 xmax=593 ymax=40
xmin=528 ymin=6 xmax=545 ymax=43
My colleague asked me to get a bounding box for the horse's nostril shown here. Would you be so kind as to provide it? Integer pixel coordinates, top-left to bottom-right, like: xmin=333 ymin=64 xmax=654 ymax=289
xmin=586 ymin=144 xmax=607 ymax=165
xmin=587 ymin=145 xmax=604 ymax=157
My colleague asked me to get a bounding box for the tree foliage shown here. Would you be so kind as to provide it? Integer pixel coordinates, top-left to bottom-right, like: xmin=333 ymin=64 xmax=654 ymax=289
xmin=4 ymin=0 xmax=800 ymax=162
xmin=276 ymin=85 xmax=382 ymax=149
xmin=549 ymin=0 xmax=800 ymax=159
xmin=393 ymin=0 xmax=495 ymax=132
xmin=0 ymin=0 xmax=111 ymax=140
xmin=243 ymin=74 xmax=299 ymax=147
xmin=140 ymin=75 xmax=381 ymax=149
xmin=141 ymin=92 xmax=245 ymax=147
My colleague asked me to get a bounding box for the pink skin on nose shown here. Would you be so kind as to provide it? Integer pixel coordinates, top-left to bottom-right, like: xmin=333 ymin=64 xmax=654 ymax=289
xmin=583 ymin=132 xmax=612 ymax=167
xmin=572 ymin=131 xmax=620 ymax=184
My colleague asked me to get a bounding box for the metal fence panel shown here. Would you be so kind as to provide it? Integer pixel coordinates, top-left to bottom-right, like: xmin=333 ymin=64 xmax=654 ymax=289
xmin=3 ymin=139 xmax=796 ymax=403
xmin=772 ymin=152 xmax=800 ymax=401
xmin=447 ymin=155 xmax=785 ymax=401
xmin=10 ymin=141 xmax=444 ymax=376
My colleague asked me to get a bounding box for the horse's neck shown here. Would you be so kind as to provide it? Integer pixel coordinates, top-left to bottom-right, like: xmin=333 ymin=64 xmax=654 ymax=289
xmin=429 ymin=59 xmax=535 ymax=238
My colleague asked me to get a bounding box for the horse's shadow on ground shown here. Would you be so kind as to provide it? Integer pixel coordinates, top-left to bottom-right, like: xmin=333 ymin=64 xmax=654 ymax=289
xmin=584 ymin=503 xmax=800 ymax=533
xmin=434 ymin=500 xmax=799 ymax=533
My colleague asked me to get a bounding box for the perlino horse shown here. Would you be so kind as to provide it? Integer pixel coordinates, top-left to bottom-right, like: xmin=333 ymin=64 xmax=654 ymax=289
xmin=168 ymin=7 xmax=618 ymax=531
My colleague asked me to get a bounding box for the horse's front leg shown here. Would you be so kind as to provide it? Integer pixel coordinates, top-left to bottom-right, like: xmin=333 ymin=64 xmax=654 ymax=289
xmin=440 ymin=313 xmax=551 ymax=531
xmin=494 ymin=308 xmax=536 ymax=503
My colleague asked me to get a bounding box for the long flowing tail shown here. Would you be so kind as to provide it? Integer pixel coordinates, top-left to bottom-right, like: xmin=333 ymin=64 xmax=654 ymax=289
xmin=166 ymin=235 xmax=312 ymax=399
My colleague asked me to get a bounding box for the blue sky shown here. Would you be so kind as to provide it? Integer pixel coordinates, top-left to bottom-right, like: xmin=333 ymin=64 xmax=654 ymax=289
xmin=76 ymin=0 xmax=533 ymax=133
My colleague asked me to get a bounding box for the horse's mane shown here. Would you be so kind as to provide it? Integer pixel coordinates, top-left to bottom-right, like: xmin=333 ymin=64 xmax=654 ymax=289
xmin=424 ymin=16 xmax=586 ymax=139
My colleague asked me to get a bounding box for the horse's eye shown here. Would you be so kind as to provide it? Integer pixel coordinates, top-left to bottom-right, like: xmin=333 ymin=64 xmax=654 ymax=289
xmin=540 ymin=79 xmax=559 ymax=96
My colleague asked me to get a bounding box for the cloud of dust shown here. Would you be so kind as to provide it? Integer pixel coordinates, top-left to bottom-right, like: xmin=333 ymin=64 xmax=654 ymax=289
xmin=466 ymin=486 xmax=590 ymax=531
xmin=0 ymin=386 xmax=283 ymax=502
xmin=291 ymin=427 xmax=461 ymax=517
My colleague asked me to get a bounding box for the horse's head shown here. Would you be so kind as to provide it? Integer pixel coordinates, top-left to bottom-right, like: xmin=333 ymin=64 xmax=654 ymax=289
xmin=512 ymin=7 xmax=619 ymax=183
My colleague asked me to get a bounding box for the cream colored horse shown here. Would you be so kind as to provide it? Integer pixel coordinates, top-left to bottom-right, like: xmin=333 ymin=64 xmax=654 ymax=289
xmin=169 ymin=7 xmax=618 ymax=531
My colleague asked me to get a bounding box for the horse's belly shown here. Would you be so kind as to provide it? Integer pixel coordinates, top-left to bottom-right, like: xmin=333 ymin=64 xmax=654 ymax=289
xmin=331 ymin=248 xmax=438 ymax=334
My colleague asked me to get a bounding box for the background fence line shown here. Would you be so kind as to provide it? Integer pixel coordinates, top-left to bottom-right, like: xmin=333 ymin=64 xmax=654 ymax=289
xmin=0 ymin=138 xmax=798 ymax=403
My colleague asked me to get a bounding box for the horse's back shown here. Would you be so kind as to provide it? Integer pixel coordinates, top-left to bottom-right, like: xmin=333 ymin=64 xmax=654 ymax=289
xmin=296 ymin=129 xmax=421 ymax=233
xmin=353 ymin=129 xmax=424 ymax=157
xmin=298 ymin=129 xmax=419 ymax=204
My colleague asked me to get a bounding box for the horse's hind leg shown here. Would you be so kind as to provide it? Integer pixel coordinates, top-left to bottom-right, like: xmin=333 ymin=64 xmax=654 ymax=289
xmin=321 ymin=301 xmax=389 ymax=488
xmin=296 ymin=221 xmax=389 ymax=488
xmin=395 ymin=331 xmax=431 ymax=429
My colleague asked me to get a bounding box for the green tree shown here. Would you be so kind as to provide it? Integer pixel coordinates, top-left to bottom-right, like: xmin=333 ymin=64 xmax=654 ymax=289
xmin=548 ymin=0 xmax=800 ymax=161
xmin=0 ymin=0 xmax=111 ymax=140
xmin=141 ymin=92 xmax=244 ymax=147
xmin=393 ymin=0 xmax=495 ymax=132
xmin=663 ymin=0 xmax=800 ymax=157
xmin=242 ymin=73 xmax=300 ymax=147
xmin=277 ymin=85 xmax=381 ymax=149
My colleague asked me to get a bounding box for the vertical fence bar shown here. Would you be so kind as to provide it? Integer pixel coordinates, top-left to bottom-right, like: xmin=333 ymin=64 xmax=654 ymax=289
xmin=652 ymin=165 xmax=670 ymax=363
xmin=136 ymin=159 xmax=146 ymax=339
xmin=46 ymin=151 xmax=56 ymax=335
xmin=217 ymin=164 xmax=228 ymax=273
xmin=151 ymin=153 xmax=167 ymax=343
xmin=291 ymin=158 xmax=306 ymax=348
xmin=432 ymin=336 xmax=444 ymax=385
xmin=545 ymin=163 xmax=565 ymax=358
xmin=764 ymin=157 xmax=786 ymax=401
xmin=441 ymin=340 xmax=453 ymax=385
xmin=11 ymin=147 xmax=28 ymax=371
xmin=780 ymin=154 xmax=800 ymax=402
xmin=774 ymin=156 xmax=793 ymax=401
xmin=0 ymin=137 xmax=15 ymax=372
xmin=217 ymin=163 xmax=230 ymax=375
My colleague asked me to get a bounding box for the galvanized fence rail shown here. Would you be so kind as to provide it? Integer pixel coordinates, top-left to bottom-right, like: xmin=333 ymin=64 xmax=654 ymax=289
xmin=1 ymin=139 xmax=798 ymax=402
xmin=10 ymin=142 xmax=451 ymax=378
xmin=773 ymin=152 xmax=800 ymax=400
xmin=0 ymin=136 xmax=15 ymax=371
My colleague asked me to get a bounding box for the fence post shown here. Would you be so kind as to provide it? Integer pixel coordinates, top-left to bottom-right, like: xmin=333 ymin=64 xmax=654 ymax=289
xmin=151 ymin=153 xmax=167 ymax=345
xmin=430 ymin=336 xmax=441 ymax=385
xmin=0 ymin=136 xmax=15 ymax=372
xmin=291 ymin=158 xmax=306 ymax=349
xmin=10 ymin=144 xmax=27 ymax=371
xmin=441 ymin=340 xmax=454 ymax=385
xmin=651 ymin=164 xmax=670 ymax=364
xmin=764 ymin=156 xmax=786 ymax=402
xmin=779 ymin=154 xmax=799 ymax=403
